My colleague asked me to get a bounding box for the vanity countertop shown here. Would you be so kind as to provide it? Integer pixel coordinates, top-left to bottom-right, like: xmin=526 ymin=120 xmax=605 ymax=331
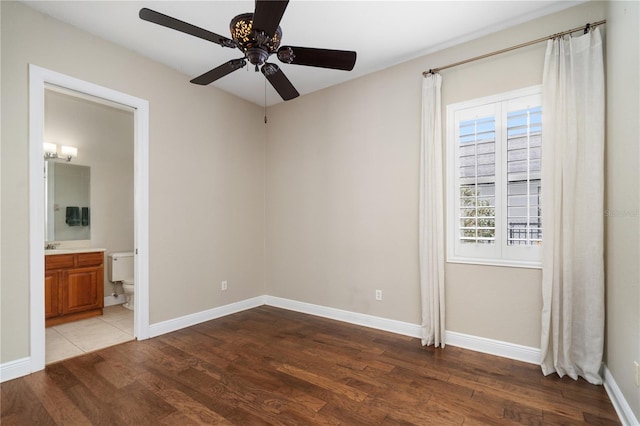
xmin=45 ymin=248 xmax=106 ymax=255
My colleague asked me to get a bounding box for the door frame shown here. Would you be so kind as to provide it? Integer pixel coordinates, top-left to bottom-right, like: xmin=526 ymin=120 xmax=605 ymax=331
xmin=29 ymin=64 xmax=150 ymax=372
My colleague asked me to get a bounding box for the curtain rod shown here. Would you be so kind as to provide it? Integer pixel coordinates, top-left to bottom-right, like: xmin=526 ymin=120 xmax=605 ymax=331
xmin=422 ymin=20 xmax=606 ymax=76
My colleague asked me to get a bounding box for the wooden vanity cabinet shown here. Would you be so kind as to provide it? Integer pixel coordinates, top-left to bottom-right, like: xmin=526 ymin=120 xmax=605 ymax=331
xmin=45 ymin=251 xmax=104 ymax=327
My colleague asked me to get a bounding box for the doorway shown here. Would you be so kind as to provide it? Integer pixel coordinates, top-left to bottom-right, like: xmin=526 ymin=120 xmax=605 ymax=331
xmin=29 ymin=65 xmax=150 ymax=373
xmin=44 ymin=87 xmax=135 ymax=363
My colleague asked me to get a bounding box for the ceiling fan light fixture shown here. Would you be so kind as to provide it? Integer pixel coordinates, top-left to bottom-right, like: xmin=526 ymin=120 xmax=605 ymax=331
xmin=230 ymin=13 xmax=282 ymax=54
xmin=246 ymin=48 xmax=269 ymax=67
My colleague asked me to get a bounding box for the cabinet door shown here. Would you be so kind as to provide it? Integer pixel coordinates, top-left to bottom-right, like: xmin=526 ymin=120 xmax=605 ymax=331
xmin=44 ymin=271 xmax=60 ymax=319
xmin=62 ymin=266 xmax=103 ymax=314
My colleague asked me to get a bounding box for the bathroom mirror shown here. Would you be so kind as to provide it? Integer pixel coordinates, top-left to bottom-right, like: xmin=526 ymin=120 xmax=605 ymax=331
xmin=45 ymin=161 xmax=91 ymax=242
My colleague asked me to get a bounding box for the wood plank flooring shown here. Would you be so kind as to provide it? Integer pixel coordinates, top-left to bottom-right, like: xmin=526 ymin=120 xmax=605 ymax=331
xmin=1 ymin=306 xmax=620 ymax=425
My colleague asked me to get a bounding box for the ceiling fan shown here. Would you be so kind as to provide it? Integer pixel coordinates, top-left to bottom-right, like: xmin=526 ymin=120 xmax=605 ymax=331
xmin=139 ymin=1 xmax=357 ymax=101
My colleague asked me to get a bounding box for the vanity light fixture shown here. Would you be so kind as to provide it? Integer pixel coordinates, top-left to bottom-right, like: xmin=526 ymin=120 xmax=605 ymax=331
xmin=43 ymin=142 xmax=58 ymax=158
xmin=60 ymin=145 xmax=78 ymax=162
xmin=43 ymin=142 xmax=78 ymax=162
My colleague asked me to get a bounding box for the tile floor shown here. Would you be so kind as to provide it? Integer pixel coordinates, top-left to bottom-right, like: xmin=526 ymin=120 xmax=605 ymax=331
xmin=45 ymin=304 xmax=134 ymax=365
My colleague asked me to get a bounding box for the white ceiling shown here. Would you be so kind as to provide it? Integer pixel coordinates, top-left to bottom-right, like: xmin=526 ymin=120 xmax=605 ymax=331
xmin=22 ymin=0 xmax=580 ymax=106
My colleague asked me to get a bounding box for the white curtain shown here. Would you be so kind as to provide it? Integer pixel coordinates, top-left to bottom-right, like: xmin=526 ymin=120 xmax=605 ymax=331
xmin=540 ymin=28 xmax=605 ymax=384
xmin=419 ymin=73 xmax=445 ymax=347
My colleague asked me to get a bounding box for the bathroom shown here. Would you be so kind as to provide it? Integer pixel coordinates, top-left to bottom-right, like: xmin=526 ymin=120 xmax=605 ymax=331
xmin=44 ymin=87 xmax=135 ymax=364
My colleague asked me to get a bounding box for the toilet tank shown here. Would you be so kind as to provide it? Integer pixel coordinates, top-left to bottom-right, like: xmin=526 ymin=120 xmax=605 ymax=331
xmin=108 ymin=252 xmax=134 ymax=282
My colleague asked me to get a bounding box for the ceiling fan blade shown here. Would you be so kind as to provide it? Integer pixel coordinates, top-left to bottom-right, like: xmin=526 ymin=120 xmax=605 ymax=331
xmin=191 ymin=59 xmax=247 ymax=85
xmin=261 ymin=63 xmax=299 ymax=101
xmin=277 ymin=46 xmax=357 ymax=71
xmin=252 ymin=0 xmax=289 ymax=38
xmin=139 ymin=8 xmax=235 ymax=48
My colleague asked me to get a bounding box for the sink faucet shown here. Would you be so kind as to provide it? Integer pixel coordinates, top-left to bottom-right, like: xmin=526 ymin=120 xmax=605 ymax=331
xmin=45 ymin=243 xmax=60 ymax=250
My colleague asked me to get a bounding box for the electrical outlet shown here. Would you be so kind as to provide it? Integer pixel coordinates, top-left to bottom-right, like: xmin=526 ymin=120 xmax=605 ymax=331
xmin=375 ymin=289 xmax=382 ymax=301
xmin=221 ymin=280 xmax=228 ymax=291
xmin=635 ymin=361 xmax=639 ymax=387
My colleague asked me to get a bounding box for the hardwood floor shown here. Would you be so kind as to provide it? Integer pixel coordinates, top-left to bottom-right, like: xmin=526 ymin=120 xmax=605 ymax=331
xmin=1 ymin=306 xmax=619 ymax=425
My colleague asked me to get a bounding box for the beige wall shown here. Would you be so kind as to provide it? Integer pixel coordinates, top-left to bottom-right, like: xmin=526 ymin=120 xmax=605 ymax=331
xmin=605 ymin=1 xmax=640 ymax=419
xmin=45 ymin=90 xmax=135 ymax=297
xmin=1 ymin=1 xmax=266 ymax=362
xmin=266 ymin=2 xmax=605 ymax=348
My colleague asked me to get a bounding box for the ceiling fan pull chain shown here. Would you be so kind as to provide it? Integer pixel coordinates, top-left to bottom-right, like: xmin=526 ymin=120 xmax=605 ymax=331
xmin=264 ymin=78 xmax=268 ymax=124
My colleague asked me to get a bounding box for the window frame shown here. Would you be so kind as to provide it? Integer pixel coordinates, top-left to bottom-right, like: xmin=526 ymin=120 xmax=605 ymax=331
xmin=446 ymin=85 xmax=542 ymax=269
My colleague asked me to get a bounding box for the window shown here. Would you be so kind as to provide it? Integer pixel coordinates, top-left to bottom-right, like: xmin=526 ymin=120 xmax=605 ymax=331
xmin=447 ymin=86 xmax=542 ymax=267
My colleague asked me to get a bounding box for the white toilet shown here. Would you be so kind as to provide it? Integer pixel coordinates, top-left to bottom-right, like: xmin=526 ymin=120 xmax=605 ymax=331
xmin=108 ymin=252 xmax=135 ymax=310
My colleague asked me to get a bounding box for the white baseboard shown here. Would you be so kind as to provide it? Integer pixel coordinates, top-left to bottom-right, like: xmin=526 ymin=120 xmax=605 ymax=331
xmin=603 ymin=364 xmax=639 ymax=426
xmin=264 ymin=295 xmax=422 ymax=338
xmin=0 ymin=357 xmax=32 ymax=383
xmin=264 ymin=296 xmax=542 ymax=367
xmin=445 ymin=330 xmax=541 ymax=364
xmin=104 ymin=294 xmax=124 ymax=307
xmin=5 ymin=292 xmax=632 ymax=426
xmin=148 ymin=296 xmax=266 ymax=338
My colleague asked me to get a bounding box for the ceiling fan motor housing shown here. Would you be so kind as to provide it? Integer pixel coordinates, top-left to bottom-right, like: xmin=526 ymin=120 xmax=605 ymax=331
xmin=230 ymin=13 xmax=282 ymax=66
